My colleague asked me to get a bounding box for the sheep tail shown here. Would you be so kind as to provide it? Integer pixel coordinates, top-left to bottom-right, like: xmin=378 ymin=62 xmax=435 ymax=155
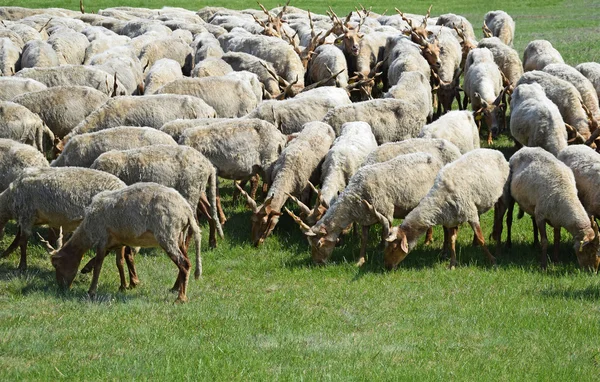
xmin=189 ymin=216 xmax=202 ymax=279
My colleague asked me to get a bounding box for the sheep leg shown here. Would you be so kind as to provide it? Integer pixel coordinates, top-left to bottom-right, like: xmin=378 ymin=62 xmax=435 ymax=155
xmin=506 ymin=198 xmax=515 ymax=248
xmin=456 ymin=91 xmax=463 ymax=111
xmin=552 ymin=226 xmax=561 ymax=263
xmin=487 ymin=129 xmax=493 ymax=145
xmin=196 ymin=195 xmax=217 ymax=248
xmin=171 ymin=238 xmax=190 ymax=292
xmin=18 ymin=231 xmax=29 ymax=271
xmin=116 ymin=247 xmax=128 ymax=291
xmin=249 ymin=174 xmax=260 ymax=200
xmin=0 ymin=228 xmax=21 ymax=259
xmin=124 ymin=247 xmax=139 ymax=288
xmin=166 ymin=244 xmax=191 ymax=303
xmin=356 ymin=225 xmax=369 ymax=267
xmin=448 ymin=226 xmax=459 ymax=269
xmin=424 ymin=227 xmax=434 ymax=246
xmin=441 ymin=226 xmax=450 ymax=259
xmin=536 ymin=218 xmax=549 ymax=270
xmin=532 ymin=217 xmax=539 ymax=247
xmin=462 ymin=95 xmax=469 ymax=110
xmin=216 ymin=193 xmax=227 ymax=225
xmin=470 ymin=221 xmax=496 ymax=266
xmin=88 ymin=247 xmax=108 ymax=299
xmin=81 ymin=257 xmax=96 ymax=274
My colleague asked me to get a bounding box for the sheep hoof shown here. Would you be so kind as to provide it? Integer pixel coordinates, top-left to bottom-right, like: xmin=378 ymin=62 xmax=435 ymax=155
xmin=355 ymin=258 xmax=366 ymax=267
xmin=175 ymin=296 xmax=188 ymax=304
xmin=129 ymin=278 xmax=140 ymax=288
xmin=448 ymin=263 xmax=456 ymax=270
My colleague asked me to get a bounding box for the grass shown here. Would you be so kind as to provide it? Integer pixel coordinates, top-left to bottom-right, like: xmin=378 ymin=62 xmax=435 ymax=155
xmin=2 ymin=0 xmax=600 ymax=380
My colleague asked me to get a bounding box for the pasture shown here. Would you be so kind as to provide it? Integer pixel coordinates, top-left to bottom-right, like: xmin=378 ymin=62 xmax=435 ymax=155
xmin=1 ymin=0 xmax=600 ymax=380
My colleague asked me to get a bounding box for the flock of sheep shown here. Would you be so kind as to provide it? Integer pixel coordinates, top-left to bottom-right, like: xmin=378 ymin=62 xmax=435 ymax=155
xmin=0 ymin=2 xmax=599 ymax=303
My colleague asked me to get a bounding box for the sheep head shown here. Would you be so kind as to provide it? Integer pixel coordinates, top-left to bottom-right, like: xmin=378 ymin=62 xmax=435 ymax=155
xmin=473 ymin=87 xmax=509 ymax=137
xmin=575 ymin=217 xmax=600 ymax=273
xmin=253 ymin=0 xmax=289 ymax=38
xmin=329 ymin=8 xmax=365 ymax=57
xmin=250 ymin=199 xmax=282 ymax=247
xmin=384 ymin=226 xmax=410 ymax=270
xmin=39 ymin=229 xmax=83 ymax=289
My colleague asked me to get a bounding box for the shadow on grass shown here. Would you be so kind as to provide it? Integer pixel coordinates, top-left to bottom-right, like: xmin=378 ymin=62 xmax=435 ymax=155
xmin=540 ymin=284 xmax=600 ymax=301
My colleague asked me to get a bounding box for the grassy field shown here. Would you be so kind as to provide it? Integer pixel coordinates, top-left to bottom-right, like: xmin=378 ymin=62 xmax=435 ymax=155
xmin=1 ymin=0 xmax=600 ymax=380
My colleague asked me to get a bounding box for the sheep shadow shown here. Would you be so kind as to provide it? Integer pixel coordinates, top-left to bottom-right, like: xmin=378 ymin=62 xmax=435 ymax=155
xmin=539 ymin=284 xmax=600 ymax=301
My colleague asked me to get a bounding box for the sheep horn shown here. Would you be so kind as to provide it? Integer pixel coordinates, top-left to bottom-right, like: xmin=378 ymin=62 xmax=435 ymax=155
xmin=285 ymin=192 xmax=312 ymax=216
xmin=36 ymin=227 xmax=63 ymax=253
xmin=361 ymin=199 xmax=391 ymax=239
xmin=482 ymin=21 xmax=493 ymax=38
xmin=79 ymin=0 xmax=85 ymax=14
xmin=284 ymin=207 xmax=312 ymax=234
xmin=234 ymin=182 xmax=259 ymax=213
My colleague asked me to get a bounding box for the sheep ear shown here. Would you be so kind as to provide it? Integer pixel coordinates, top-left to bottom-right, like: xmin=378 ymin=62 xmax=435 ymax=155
xmin=400 ymin=234 xmax=409 ymax=253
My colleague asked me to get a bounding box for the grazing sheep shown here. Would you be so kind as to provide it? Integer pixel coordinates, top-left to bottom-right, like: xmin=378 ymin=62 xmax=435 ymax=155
xmin=191 ymin=57 xmax=233 ymax=78
xmin=543 ymin=63 xmax=600 ymax=122
xmin=477 ymin=37 xmax=523 ymax=87
xmin=156 ymin=76 xmax=258 ymax=118
xmin=0 ymin=101 xmax=54 ymax=153
xmin=504 ymin=147 xmax=599 ymax=271
xmin=82 ymin=35 xmax=131 ymax=65
xmin=522 ymin=40 xmax=564 ymax=72
xmin=0 ymin=77 xmax=47 ymax=101
xmin=20 ymin=40 xmax=61 ymax=69
xmin=143 ymin=58 xmax=184 ymax=95
xmin=238 ymin=121 xmax=335 ymax=247
xmin=49 ymin=183 xmax=202 ymax=303
xmin=383 ymin=71 xmax=433 ymax=121
xmin=0 ymin=139 xmax=49 ymax=192
xmin=12 ymin=86 xmax=109 ymax=139
xmin=87 ymin=46 xmax=145 ymax=96
xmin=483 ymin=10 xmax=515 ymax=46
xmin=15 ymin=65 xmax=128 ymax=96
xmin=384 ymin=35 xmax=431 ymax=87
xmin=139 ymin=36 xmax=194 ymax=76
xmin=52 ymin=126 xmax=177 ymax=168
xmin=245 ymin=86 xmax=351 ymax=134
xmin=509 ymin=83 xmax=567 ymax=156
xmin=322 ymin=98 xmax=426 ymax=144
xmin=287 ymin=152 xmax=444 ymax=265
xmin=47 ymin=28 xmax=89 ymax=65
xmin=66 ymin=94 xmax=216 ymax=139
xmin=2 ymin=22 xmax=43 ymax=44
xmin=558 ymin=145 xmax=600 ymax=220
xmin=193 ymin=31 xmax=224 ymax=62
xmin=383 ymin=149 xmax=509 ymax=269
xmin=426 ymin=25 xmax=462 ymax=116
xmin=307 ymin=44 xmax=349 ymax=88
xmin=0 ymin=37 xmax=20 ymax=75
xmin=436 ymin=13 xmax=476 ymax=44
xmin=418 ymin=111 xmax=480 ymax=154
xmin=0 ymin=167 xmax=127 ymax=272
xmin=576 ymin=62 xmax=600 ymax=101
xmin=221 ymin=51 xmax=281 ymax=98
xmin=362 ymin=137 xmax=461 ymax=167
xmin=91 ymin=145 xmax=223 ymax=247
xmin=517 ymin=71 xmax=593 ymax=141
xmin=159 ymin=118 xmax=232 ymax=141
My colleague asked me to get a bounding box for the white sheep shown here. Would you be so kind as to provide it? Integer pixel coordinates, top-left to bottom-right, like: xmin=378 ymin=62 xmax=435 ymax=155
xmin=418 ymin=110 xmax=480 ymax=154
xmin=0 ymin=138 xmax=49 ymax=192
xmin=483 ymin=10 xmax=515 ymax=47
xmin=0 ymin=77 xmax=47 ymax=101
xmin=0 ymin=101 xmax=54 ymax=153
xmin=143 ymin=58 xmax=183 ymax=95
xmin=522 ymin=40 xmax=564 ymax=72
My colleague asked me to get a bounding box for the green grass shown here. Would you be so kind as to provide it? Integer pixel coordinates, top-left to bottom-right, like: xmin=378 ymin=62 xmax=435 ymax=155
xmin=2 ymin=0 xmax=600 ymax=380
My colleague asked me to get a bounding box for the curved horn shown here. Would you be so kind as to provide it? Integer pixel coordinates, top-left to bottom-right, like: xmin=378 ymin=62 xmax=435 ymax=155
xmin=284 ymin=207 xmax=312 ymax=234
xmin=285 ymin=192 xmax=312 ymax=216
xmin=307 ymin=180 xmax=319 ymax=194
xmin=361 ymin=199 xmax=391 ymax=239
xmin=235 ymin=182 xmax=259 ymax=213
xmin=36 ymin=227 xmax=63 ymax=254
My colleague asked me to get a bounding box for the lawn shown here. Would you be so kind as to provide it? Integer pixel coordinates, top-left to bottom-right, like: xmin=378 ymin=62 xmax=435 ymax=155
xmin=1 ymin=1 xmax=600 ymax=380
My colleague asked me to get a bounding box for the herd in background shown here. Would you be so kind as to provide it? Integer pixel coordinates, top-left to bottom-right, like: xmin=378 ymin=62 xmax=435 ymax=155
xmin=0 ymin=2 xmax=599 ymax=302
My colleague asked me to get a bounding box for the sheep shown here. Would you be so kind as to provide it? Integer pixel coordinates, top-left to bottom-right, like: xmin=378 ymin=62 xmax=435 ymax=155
xmin=11 ymin=86 xmax=109 ymax=139
xmin=245 ymin=86 xmax=351 ymax=134
xmin=0 ymin=37 xmax=20 ymax=75
xmin=362 ymin=137 xmax=461 ymax=167
xmin=2 ymin=22 xmax=44 ymax=44
xmin=191 ymin=57 xmax=233 ymax=78
xmin=90 ymin=145 xmax=223 ymax=248
xmin=47 ymin=28 xmax=89 ymax=65
xmin=477 ymin=37 xmax=523 ymax=87
xmin=503 ymin=147 xmax=599 ymax=271
xmin=0 ymin=77 xmax=47 ymax=101
xmin=517 ymin=71 xmax=593 ymax=141
xmin=15 ymin=65 xmax=128 ymax=96
xmin=119 ymin=19 xmax=173 ymax=38
xmin=543 ymin=63 xmax=600 ymax=122
xmin=66 ymin=95 xmax=216 ymax=139
xmin=193 ymin=31 xmax=224 ymax=62
xmin=0 ymin=101 xmax=54 ymax=153
xmin=82 ymin=35 xmax=131 ymax=65
xmin=159 ymin=118 xmax=232 ymax=141
xmin=20 ymin=40 xmax=61 ymax=69
xmin=383 ymin=35 xmax=431 ymax=87
xmin=290 ymin=122 xmax=378 ymax=224
xmin=238 ymin=121 xmax=335 ymax=247
xmin=287 ymin=152 xmax=445 ymax=265
xmin=143 ymin=58 xmax=183 ymax=95
xmin=383 ymin=149 xmax=509 ymax=269
xmin=418 ymin=110 xmax=480 ymax=154
xmin=307 ymin=44 xmax=349 ymax=88
xmin=0 ymin=139 xmax=49 ymax=192
xmin=576 ymin=62 xmax=600 ymax=101
xmin=87 ymin=46 xmax=145 ymax=95
xmin=509 ymin=83 xmax=567 ymax=156
xmin=522 ymin=40 xmax=564 ymax=72
xmin=0 ymin=167 xmax=128 ymax=273
xmin=224 ymin=71 xmax=262 ymax=105
xmin=483 ymin=10 xmax=515 ymax=46
xmin=463 ymin=47 xmax=505 ymax=143
xmin=558 ymin=145 xmax=600 ymax=221
xmin=221 ymin=51 xmax=281 ymax=98
xmin=138 ymin=36 xmax=194 ymax=76
xmin=436 ymin=13 xmax=476 ymax=44
xmin=219 ymin=31 xmax=305 ymax=91
xmin=383 ymin=71 xmax=433 ymax=122
xmin=156 ymin=76 xmax=259 ymax=118
xmin=52 ymin=126 xmax=178 ymax=168
xmin=322 ymin=98 xmax=426 ymax=144
xmin=49 ymin=183 xmax=202 ymax=302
